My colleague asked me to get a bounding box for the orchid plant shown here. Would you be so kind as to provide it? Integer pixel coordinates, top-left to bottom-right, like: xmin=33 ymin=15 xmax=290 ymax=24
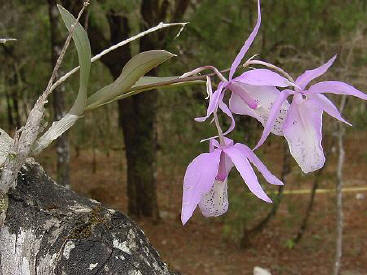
xmin=180 ymin=0 xmax=367 ymax=225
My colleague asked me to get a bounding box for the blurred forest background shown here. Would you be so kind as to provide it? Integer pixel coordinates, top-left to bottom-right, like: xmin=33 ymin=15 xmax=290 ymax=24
xmin=1 ymin=0 xmax=367 ymax=274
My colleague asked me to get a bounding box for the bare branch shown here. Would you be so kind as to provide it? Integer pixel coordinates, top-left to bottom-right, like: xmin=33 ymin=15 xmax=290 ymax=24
xmin=0 ymin=38 xmax=16 ymax=44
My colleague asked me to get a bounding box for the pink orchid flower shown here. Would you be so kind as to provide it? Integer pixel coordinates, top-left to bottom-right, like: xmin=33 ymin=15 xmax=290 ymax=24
xmin=196 ymin=0 xmax=294 ymax=136
xmin=181 ymin=137 xmax=283 ymax=225
xmin=255 ymin=55 xmax=367 ymax=173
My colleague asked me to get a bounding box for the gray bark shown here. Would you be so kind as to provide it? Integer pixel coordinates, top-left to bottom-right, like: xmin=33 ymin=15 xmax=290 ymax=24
xmin=0 ymin=159 xmax=172 ymax=275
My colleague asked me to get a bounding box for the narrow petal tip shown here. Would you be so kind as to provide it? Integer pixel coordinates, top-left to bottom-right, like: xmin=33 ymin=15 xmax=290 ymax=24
xmin=194 ymin=117 xmax=206 ymax=122
xmin=181 ymin=213 xmax=189 ymax=225
xmin=271 ymin=179 xmax=284 ymax=186
xmin=265 ymin=197 xmax=273 ymax=203
xmin=253 ymin=142 xmax=262 ymax=151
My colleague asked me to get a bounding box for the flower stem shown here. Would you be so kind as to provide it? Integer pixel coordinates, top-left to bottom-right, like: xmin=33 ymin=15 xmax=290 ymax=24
xmin=180 ymin=66 xmax=228 ymax=82
xmin=213 ymin=111 xmax=225 ymax=146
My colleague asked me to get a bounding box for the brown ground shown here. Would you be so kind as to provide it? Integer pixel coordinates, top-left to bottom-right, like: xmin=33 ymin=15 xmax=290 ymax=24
xmin=40 ymin=132 xmax=367 ymax=275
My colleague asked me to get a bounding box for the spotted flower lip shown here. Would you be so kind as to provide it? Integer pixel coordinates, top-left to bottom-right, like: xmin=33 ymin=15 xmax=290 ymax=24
xmin=181 ymin=137 xmax=283 ymax=225
xmin=195 ymin=0 xmax=295 ymax=137
xmin=255 ymin=55 xmax=367 ymax=173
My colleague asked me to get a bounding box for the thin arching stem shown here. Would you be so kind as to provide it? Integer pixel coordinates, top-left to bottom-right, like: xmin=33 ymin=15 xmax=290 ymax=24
xmin=180 ymin=66 xmax=228 ymax=82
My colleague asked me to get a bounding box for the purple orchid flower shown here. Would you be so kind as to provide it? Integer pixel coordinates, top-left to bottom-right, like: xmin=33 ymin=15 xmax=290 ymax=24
xmin=255 ymin=55 xmax=367 ymax=173
xmin=181 ymin=137 xmax=283 ymax=225
xmin=196 ymin=0 xmax=294 ymax=136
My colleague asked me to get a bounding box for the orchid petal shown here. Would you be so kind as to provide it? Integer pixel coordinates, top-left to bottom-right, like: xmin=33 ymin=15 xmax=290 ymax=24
xmin=181 ymin=149 xmax=222 ymax=225
xmin=228 ymin=82 xmax=258 ymax=109
xmin=283 ymin=95 xmax=325 ymax=173
xmin=234 ymin=69 xmax=294 ymax=87
xmin=195 ymin=82 xmax=225 ymax=122
xmin=229 ymin=0 xmax=261 ymax=80
xmin=209 ymin=139 xmax=220 ymax=152
xmin=308 ymin=81 xmax=367 ymax=100
xmin=218 ymin=100 xmax=236 ymax=135
xmin=234 ymin=143 xmax=283 ymax=186
xmin=199 ymin=179 xmax=229 ymax=217
xmin=254 ymin=89 xmax=293 ymax=149
xmin=223 ymin=146 xmax=272 ymax=203
xmin=295 ymin=55 xmax=337 ymax=90
xmin=230 ymin=84 xmax=290 ymax=136
xmin=209 ymin=137 xmax=233 ymax=152
xmin=313 ymin=94 xmax=352 ymax=126
xmin=205 ymin=76 xmax=213 ymax=99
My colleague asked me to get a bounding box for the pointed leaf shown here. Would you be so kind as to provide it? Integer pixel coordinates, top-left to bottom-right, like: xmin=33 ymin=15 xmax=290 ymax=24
xmin=32 ymin=114 xmax=80 ymax=155
xmin=58 ymin=5 xmax=91 ymax=115
xmin=107 ymin=76 xmax=204 ymax=103
xmin=86 ymin=50 xmax=175 ymax=110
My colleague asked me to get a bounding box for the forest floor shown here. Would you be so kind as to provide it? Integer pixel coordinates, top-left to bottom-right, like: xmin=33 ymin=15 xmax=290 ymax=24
xmin=40 ymin=132 xmax=367 ymax=275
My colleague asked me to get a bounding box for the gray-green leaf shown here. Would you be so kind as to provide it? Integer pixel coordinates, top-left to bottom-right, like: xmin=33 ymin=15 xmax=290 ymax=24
xmin=32 ymin=114 xmax=79 ymax=155
xmin=86 ymin=50 xmax=175 ymax=110
xmin=114 ymin=76 xmax=205 ymax=101
xmin=58 ymin=5 xmax=91 ymax=115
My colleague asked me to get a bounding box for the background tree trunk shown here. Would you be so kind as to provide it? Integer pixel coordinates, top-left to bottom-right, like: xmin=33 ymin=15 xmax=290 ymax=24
xmin=0 ymin=159 xmax=173 ymax=275
xmin=48 ymin=0 xmax=70 ymax=187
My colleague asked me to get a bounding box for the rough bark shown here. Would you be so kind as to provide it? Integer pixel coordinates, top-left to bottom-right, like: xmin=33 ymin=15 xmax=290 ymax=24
xmin=0 ymin=159 xmax=172 ymax=275
xmin=48 ymin=0 xmax=70 ymax=187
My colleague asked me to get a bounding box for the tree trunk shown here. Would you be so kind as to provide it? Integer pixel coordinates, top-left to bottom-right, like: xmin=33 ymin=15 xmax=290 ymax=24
xmin=119 ymin=85 xmax=159 ymax=219
xmin=88 ymin=9 xmax=161 ymax=219
xmin=0 ymin=159 xmax=172 ymax=275
xmin=48 ymin=0 xmax=70 ymax=187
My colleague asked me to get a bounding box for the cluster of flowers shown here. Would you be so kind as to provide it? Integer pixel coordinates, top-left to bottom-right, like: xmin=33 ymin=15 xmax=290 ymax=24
xmin=181 ymin=0 xmax=367 ymax=225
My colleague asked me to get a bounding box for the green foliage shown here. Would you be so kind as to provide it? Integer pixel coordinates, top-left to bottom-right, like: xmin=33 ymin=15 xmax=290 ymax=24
xmin=284 ymin=238 xmax=295 ymax=249
xmin=86 ymin=50 xmax=176 ymax=110
xmin=58 ymin=5 xmax=92 ymax=116
xmin=129 ymin=76 xmax=205 ymax=94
